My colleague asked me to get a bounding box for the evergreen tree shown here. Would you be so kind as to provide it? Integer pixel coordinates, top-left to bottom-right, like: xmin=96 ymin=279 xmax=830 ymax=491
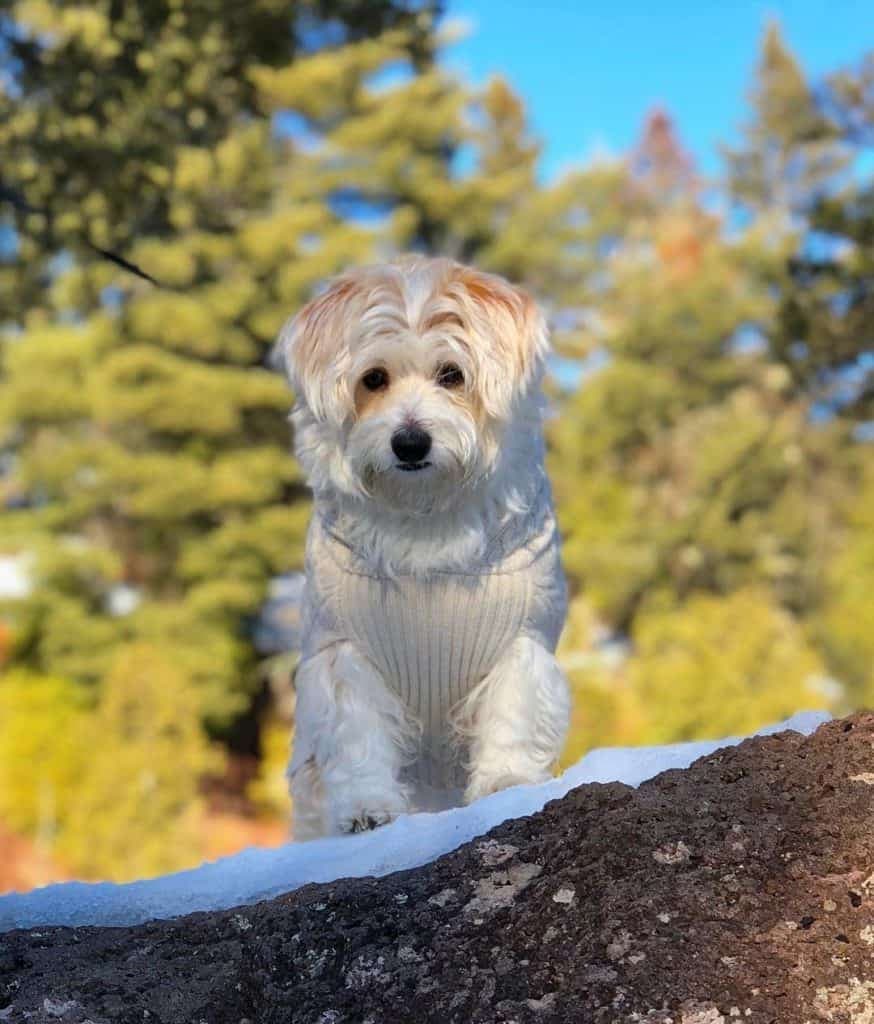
xmin=550 ymin=105 xmax=847 ymax=745
xmin=725 ymin=26 xmax=870 ymax=426
xmin=723 ymin=21 xmax=842 ymax=215
xmin=0 ymin=1 xmax=440 ymax=737
xmin=724 ymin=32 xmax=874 ymax=712
xmin=0 ymin=0 xmax=432 ymax=306
xmin=774 ymin=53 xmax=874 ymax=425
xmin=805 ymin=54 xmax=874 ymax=709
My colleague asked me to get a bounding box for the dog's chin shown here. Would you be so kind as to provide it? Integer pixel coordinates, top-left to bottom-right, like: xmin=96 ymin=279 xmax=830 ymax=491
xmin=358 ymin=459 xmax=471 ymax=515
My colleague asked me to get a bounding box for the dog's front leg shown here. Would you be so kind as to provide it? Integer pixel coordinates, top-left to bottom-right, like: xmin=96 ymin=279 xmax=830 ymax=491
xmin=290 ymin=641 xmax=414 ymax=838
xmin=460 ymin=635 xmax=570 ymax=804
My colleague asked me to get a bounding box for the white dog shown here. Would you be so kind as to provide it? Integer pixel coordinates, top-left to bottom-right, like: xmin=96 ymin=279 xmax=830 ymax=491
xmin=279 ymin=256 xmax=570 ymax=840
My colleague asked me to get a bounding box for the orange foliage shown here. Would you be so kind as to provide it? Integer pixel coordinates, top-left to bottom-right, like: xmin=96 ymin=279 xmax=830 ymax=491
xmin=0 ymin=621 xmax=11 ymax=668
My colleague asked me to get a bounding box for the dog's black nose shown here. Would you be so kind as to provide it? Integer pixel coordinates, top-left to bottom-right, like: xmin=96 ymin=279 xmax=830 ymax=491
xmin=391 ymin=425 xmax=432 ymax=464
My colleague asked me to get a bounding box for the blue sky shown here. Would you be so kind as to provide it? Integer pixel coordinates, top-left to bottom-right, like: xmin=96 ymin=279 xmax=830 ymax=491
xmin=447 ymin=0 xmax=871 ymax=180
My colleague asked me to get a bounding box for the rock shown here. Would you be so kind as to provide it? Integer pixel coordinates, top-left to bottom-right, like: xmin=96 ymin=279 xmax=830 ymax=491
xmin=1 ymin=714 xmax=873 ymax=1023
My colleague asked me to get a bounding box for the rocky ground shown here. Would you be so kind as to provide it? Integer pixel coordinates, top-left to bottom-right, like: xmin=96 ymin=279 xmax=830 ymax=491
xmin=1 ymin=713 xmax=873 ymax=1023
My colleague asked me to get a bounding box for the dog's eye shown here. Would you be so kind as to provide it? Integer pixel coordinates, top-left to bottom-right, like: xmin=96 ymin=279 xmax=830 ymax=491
xmin=436 ymin=363 xmax=464 ymax=389
xmin=361 ymin=368 xmax=389 ymax=392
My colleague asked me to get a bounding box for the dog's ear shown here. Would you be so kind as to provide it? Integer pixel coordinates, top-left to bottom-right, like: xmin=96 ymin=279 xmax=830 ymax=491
xmin=277 ymin=274 xmax=366 ymax=422
xmin=454 ymin=268 xmax=549 ymax=413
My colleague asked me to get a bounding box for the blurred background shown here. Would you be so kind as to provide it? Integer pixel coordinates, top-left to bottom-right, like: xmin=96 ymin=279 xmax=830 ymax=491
xmin=0 ymin=0 xmax=871 ymax=891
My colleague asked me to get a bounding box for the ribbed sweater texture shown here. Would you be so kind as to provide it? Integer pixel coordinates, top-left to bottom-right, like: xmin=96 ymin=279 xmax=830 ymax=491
xmin=302 ymin=488 xmax=565 ymax=789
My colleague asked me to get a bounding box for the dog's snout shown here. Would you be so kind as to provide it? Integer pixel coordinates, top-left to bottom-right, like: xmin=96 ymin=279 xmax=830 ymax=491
xmin=391 ymin=425 xmax=432 ymax=464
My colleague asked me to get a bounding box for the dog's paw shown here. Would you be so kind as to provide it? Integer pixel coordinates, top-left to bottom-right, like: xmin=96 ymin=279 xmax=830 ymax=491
xmin=346 ymin=811 xmax=396 ymax=834
xmin=331 ymin=793 xmax=408 ymax=836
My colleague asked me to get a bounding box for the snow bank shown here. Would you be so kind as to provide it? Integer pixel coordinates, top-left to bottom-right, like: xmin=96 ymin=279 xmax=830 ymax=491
xmin=0 ymin=710 xmax=829 ymax=933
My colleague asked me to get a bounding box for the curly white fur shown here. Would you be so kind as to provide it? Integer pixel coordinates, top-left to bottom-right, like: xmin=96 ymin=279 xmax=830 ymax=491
xmin=279 ymin=256 xmax=571 ymax=840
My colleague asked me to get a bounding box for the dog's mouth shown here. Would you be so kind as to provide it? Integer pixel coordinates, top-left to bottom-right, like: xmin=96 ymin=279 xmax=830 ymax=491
xmin=396 ymin=461 xmax=432 ymax=473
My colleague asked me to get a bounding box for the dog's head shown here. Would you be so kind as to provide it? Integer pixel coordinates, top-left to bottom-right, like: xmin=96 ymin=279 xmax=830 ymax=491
xmin=279 ymin=256 xmax=548 ymax=513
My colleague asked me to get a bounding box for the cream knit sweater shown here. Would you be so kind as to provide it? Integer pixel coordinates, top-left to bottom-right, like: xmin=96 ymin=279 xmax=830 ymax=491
xmin=300 ymin=484 xmax=566 ymax=789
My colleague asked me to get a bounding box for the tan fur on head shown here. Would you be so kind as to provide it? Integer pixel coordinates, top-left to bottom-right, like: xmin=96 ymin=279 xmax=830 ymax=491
xmin=279 ymin=272 xmax=372 ymax=423
xmin=450 ymin=266 xmax=546 ymax=404
xmin=278 ymin=256 xmax=549 ymax=513
xmin=280 ymin=257 xmax=547 ymax=425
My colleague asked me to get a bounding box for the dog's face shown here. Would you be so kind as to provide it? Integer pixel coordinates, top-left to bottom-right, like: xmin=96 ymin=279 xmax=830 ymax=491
xmin=280 ymin=257 xmax=548 ymax=513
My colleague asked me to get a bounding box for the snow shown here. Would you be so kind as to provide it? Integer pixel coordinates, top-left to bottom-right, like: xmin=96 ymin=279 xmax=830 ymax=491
xmin=0 ymin=554 xmax=30 ymax=600
xmin=0 ymin=710 xmax=829 ymax=933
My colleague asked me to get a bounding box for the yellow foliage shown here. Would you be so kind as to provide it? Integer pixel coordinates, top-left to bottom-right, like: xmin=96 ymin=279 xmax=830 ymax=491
xmin=15 ymin=2 xmax=111 ymax=53
xmin=56 ymin=643 xmax=223 ymax=881
xmin=175 ymin=147 xmax=214 ymax=191
xmin=819 ymin=463 xmax=874 ymax=704
xmin=247 ymin=715 xmax=292 ymax=820
xmin=0 ymin=670 xmax=92 ymax=837
xmin=127 ymin=603 xmax=252 ymax=729
xmin=125 ymin=240 xmax=198 ymax=288
xmin=251 ymin=33 xmax=410 ymax=116
xmin=89 ymin=346 xmax=289 ymax=437
xmin=627 ymin=588 xmax=831 ymax=743
xmin=558 ymin=599 xmax=648 ymax=766
xmin=0 ymin=322 xmax=108 ymax=424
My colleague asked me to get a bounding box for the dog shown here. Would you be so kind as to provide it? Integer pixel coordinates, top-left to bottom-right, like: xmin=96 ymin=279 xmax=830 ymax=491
xmin=279 ymin=256 xmax=570 ymax=840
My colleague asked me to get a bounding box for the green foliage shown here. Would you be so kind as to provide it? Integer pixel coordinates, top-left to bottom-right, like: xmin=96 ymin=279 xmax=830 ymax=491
xmin=247 ymin=715 xmax=293 ymax=820
xmin=0 ymin=0 xmax=433 ymax=304
xmin=0 ymin=648 xmax=221 ymax=881
xmin=818 ymin=464 xmax=874 ymax=706
xmin=0 ymin=670 xmax=92 ymax=838
xmin=57 ymin=643 xmax=222 ymax=881
xmin=626 ymin=588 xmax=828 ymax=744
xmin=725 ymin=24 xmax=871 ymax=427
xmin=723 ymin=21 xmax=843 ymax=213
xmin=550 ymin=207 xmax=846 ymax=635
xmin=550 ymin=28 xmax=873 ymax=764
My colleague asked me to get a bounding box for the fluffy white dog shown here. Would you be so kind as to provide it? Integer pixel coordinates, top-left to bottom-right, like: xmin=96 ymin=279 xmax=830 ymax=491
xmin=279 ymin=256 xmax=570 ymax=840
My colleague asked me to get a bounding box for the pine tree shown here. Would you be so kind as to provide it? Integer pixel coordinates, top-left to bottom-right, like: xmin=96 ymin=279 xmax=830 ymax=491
xmin=725 ymin=27 xmax=871 ymax=426
xmin=723 ymin=21 xmax=842 ymax=214
xmin=805 ymin=54 xmax=874 ymax=707
xmin=550 ymin=106 xmax=847 ymax=748
xmin=724 ymin=34 xmax=874 ymax=715
xmin=0 ymin=0 xmax=433 ymax=305
xmin=0 ymin=1 xmax=440 ymax=736
xmin=774 ymin=53 xmax=874 ymax=426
